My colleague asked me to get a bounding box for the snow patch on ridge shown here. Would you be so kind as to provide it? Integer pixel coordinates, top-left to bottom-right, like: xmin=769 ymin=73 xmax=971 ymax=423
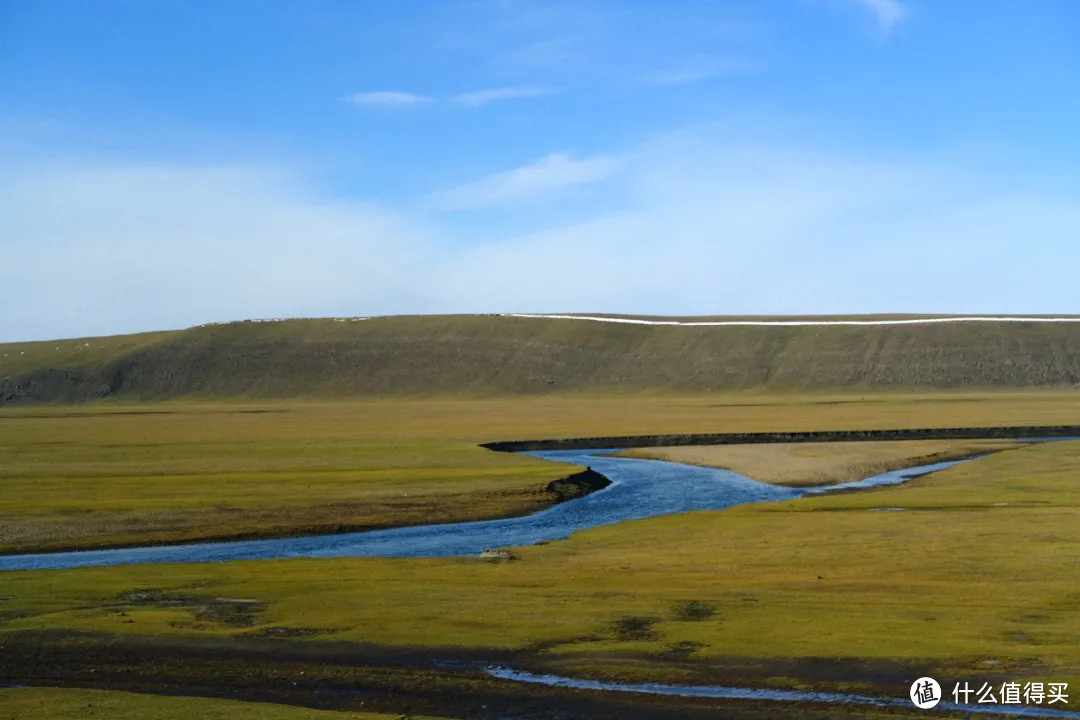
xmin=505 ymin=313 xmax=1080 ymax=327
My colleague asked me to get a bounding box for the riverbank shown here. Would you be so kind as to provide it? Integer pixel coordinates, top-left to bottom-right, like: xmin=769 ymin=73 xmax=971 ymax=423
xmin=0 ymin=466 xmax=611 ymax=558
xmin=0 ymin=631 xmax=978 ymax=720
xmin=482 ymin=424 xmax=1080 ymax=452
xmin=618 ymin=439 xmax=1026 ymax=487
xmin=0 ymin=446 xmax=804 ymax=568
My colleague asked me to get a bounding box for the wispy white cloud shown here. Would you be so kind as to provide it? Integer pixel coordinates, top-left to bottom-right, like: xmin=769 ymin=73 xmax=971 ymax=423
xmin=427 ymin=152 xmax=624 ymax=210
xmin=644 ymin=57 xmax=758 ymax=86
xmin=5 ymin=132 xmax=1079 ymax=342
xmin=853 ymin=0 xmax=906 ymax=33
xmin=451 ymin=85 xmax=557 ymax=107
xmin=434 ymin=138 xmax=1080 ymax=315
xmin=0 ymin=162 xmax=432 ymax=341
xmin=343 ymin=91 xmax=434 ymax=107
xmin=343 ymin=87 xmax=556 ymax=109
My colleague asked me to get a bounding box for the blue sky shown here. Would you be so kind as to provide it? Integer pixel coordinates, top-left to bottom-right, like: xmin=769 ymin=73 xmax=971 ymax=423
xmin=2 ymin=0 xmax=1079 ymax=341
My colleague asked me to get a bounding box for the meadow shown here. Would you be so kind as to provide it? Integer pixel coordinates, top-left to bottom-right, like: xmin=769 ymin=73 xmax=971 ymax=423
xmin=3 ymin=390 xmax=1080 ymax=552
xmin=4 ymin=441 xmax=1080 ymax=665
xmin=3 ymin=390 xmax=1080 ymax=717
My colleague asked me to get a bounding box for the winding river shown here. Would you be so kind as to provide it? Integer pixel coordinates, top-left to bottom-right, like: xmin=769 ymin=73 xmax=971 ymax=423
xmin=7 ymin=444 xmax=1080 ymax=718
xmin=0 ymin=449 xmax=969 ymax=571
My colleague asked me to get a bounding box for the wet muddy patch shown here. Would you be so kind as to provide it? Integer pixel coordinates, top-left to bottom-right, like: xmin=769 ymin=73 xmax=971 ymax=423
xmin=118 ymin=590 xmax=267 ymax=628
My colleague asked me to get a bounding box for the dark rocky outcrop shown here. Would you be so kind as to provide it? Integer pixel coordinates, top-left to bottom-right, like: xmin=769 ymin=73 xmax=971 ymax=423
xmin=545 ymin=468 xmax=612 ymax=501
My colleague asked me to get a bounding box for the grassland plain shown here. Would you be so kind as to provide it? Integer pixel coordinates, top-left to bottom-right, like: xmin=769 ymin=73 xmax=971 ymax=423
xmin=3 ymin=391 xmax=1080 ymax=553
xmin=3 ymin=392 xmax=1080 ymax=719
xmin=618 ymin=439 xmax=1028 ymax=486
xmin=2 ymin=403 xmax=1080 ymax=714
xmin=2 ymin=440 xmax=1080 ymax=717
xmin=5 ymin=314 xmax=1080 ymax=404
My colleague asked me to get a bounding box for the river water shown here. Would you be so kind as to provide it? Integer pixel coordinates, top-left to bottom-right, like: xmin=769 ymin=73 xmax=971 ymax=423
xmin=0 ymin=449 xmax=967 ymax=571
xmin=487 ymin=668 xmax=1080 ymax=718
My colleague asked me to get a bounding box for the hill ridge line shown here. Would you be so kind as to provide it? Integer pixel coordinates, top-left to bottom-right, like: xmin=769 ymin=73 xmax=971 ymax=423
xmin=6 ymin=314 xmax=1080 ymax=404
xmin=506 ymin=313 xmax=1080 ymax=327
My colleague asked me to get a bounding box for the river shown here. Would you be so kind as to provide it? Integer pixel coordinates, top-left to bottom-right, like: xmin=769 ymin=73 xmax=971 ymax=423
xmin=0 ymin=449 xmax=970 ymax=571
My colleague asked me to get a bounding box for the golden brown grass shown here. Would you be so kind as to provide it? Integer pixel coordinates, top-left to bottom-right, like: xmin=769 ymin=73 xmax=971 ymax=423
xmin=619 ymin=439 xmax=1027 ymax=486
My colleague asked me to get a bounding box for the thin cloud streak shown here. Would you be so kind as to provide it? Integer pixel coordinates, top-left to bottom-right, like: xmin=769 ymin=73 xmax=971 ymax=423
xmin=452 ymin=86 xmax=558 ymax=106
xmin=343 ymin=91 xmax=435 ymax=107
xmin=644 ymin=58 xmax=758 ymax=86
xmin=427 ymin=152 xmax=624 ymax=210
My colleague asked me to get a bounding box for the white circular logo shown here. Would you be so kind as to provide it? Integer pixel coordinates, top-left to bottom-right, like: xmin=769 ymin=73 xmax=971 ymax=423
xmin=910 ymin=677 xmax=942 ymax=709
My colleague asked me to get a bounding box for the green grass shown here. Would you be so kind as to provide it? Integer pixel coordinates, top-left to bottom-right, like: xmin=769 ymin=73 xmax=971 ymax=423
xmin=0 ymin=329 xmax=175 ymax=377
xmin=0 ymin=687 xmax=443 ymax=720
xmin=0 ymin=401 xmax=576 ymax=552
xmin=5 ymin=435 xmax=1080 ymax=694
xmin=3 ymin=392 xmax=1080 ymax=552
xmin=5 ymin=314 xmax=1080 ymax=404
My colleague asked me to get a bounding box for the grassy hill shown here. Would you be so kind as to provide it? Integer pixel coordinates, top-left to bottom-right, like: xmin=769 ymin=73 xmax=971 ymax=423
xmin=3 ymin=314 xmax=1080 ymax=404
